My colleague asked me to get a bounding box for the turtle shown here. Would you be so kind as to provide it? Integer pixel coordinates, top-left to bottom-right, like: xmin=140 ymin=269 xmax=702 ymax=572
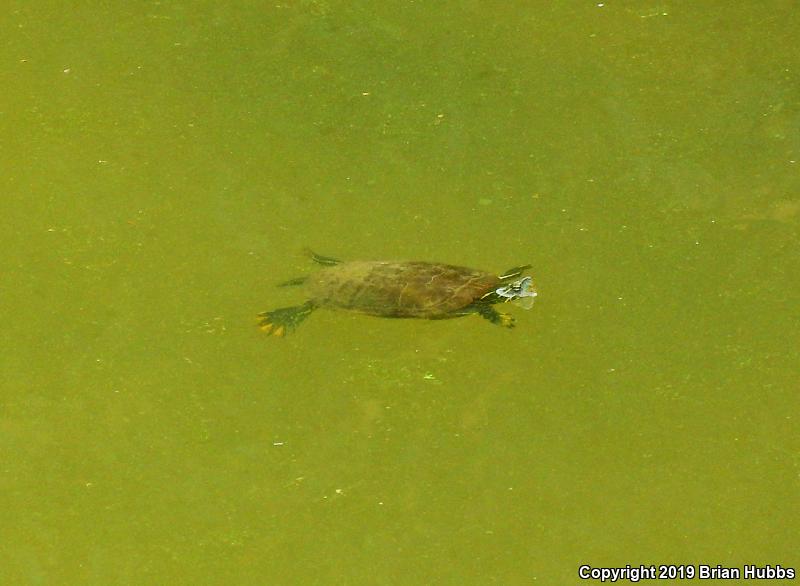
xmin=257 ymin=251 xmax=537 ymax=336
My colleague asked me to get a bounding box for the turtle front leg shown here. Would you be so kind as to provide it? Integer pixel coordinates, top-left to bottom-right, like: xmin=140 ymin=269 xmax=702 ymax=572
xmin=475 ymin=303 xmax=515 ymax=328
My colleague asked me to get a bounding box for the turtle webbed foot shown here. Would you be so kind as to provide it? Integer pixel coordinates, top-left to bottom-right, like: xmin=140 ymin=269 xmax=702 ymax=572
xmin=257 ymin=301 xmax=315 ymax=336
xmin=497 ymin=312 xmax=515 ymax=328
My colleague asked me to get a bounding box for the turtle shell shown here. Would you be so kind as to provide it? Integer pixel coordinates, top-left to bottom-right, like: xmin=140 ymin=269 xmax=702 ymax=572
xmin=306 ymin=261 xmax=500 ymax=319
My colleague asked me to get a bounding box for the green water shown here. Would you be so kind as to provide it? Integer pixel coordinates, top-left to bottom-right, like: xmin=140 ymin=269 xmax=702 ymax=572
xmin=2 ymin=2 xmax=798 ymax=584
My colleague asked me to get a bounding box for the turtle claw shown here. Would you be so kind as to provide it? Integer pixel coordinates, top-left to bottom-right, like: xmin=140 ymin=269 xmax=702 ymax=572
xmin=498 ymin=313 xmax=515 ymax=328
xmin=257 ymin=320 xmax=287 ymax=337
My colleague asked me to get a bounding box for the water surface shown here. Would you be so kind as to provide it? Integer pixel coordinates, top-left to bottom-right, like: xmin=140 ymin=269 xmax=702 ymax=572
xmin=1 ymin=2 xmax=797 ymax=583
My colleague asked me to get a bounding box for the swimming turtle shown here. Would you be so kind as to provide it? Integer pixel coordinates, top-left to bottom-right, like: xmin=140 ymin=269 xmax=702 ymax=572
xmin=257 ymin=251 xmax=537 ymax=336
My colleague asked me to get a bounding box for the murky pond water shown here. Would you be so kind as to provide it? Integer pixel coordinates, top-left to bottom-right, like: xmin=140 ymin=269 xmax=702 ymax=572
xmin=2 ymin=2 xmax=797 ymax=583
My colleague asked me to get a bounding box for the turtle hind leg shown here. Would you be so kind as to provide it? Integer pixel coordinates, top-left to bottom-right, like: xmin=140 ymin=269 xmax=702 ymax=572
xmin=475 ymin=303 xmax=516 ymax=328
xmin=278 ymin=276 xmax=308 ymax=287
xmin=303 ymin=248 xmax=342 ymax=266
xmin=257 ymin=301 xmax=316 ymax=336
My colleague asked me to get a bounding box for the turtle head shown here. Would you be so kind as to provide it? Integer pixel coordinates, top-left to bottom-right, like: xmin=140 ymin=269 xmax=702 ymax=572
xmin=494 ymin=276 xmax=537 ymax=309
